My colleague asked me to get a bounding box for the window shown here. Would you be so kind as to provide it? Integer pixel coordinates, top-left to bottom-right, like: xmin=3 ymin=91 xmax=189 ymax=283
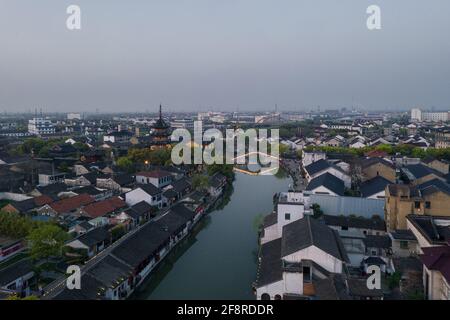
xmin=400 ymin=241 xmax=409 ymax=249
xmin=415 ymin=201 xmax=421 ymax=209
xmin=261 ymin=293 xmax=270 ymax=300
xmin=341 ymin=226 xmax=349 ymax=231
xmin=303 ymin=266 xmax=312 ymax=282
xmin=285 ymin=213 xmax=291 ymax=221
xmin=425 ymin=201 xmax=431 ymax=209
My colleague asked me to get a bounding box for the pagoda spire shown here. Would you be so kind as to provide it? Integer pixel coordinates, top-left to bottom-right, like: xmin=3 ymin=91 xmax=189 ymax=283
xmin=159 ymin=104 xmax=162 ymax=120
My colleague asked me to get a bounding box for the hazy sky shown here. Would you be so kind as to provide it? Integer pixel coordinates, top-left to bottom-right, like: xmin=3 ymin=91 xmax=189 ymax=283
xmin=1 ymin=0 xmax=450 ymax=113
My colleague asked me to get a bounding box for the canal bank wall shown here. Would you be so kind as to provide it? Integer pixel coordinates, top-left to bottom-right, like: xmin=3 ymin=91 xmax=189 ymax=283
xmin=134 ymin=172 xmax=292 ymax=300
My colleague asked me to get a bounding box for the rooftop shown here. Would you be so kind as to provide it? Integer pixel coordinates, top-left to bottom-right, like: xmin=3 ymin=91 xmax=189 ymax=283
xmin=323 ymin=214 xmax=386 ymax=231
xmin=360 ymin=176 xmax=392 ymax=198
xmin=420 ymin=246 xmax=450 ymax=283
xmin=306 ymin=173 xmax=345 ymax=196
xmin=282 ymin=216 xmax=349 ymax=263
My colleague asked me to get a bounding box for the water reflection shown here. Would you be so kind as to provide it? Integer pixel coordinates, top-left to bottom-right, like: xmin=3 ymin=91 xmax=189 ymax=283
xmin=133 ymin=172 xmax=291 ymax=300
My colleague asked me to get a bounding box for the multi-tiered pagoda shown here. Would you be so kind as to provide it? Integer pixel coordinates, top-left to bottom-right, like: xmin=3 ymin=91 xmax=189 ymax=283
xmin=150 ymin=105 xmax=171 ymax=150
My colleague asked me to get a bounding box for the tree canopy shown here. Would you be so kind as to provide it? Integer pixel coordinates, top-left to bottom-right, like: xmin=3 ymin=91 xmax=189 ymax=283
xmin=0 ymin=212 xmax=41 ymax=238
xmin=27 ymin=224 xmax=69 ymax=261
xmin=207 ymin=164 xmax=234 ymax=180
xmin=192 ymin=174 xmax=210 ymax=191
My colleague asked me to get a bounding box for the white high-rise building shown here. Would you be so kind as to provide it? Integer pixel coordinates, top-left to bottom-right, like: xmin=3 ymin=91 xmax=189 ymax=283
xmin=28 ymin=118 xmax=55 ymax=136
xmin=422 ymin=111 xmax=449 ymax=122
xmin=411 ymin=108 xmax=449 ymax=122
xmin=411 ymin=108 xmax=422 ymax=121
xmin=67 ymin=113 xmax=81 ymax=120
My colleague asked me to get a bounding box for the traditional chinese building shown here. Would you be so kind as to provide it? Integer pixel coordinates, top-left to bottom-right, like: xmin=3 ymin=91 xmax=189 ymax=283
xmin=151 ymin=105 xmax=171 ymax=150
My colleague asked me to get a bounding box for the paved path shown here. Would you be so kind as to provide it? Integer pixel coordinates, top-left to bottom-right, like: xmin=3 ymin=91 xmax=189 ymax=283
xmin=281 ymin=158 xmax=307 ymax=191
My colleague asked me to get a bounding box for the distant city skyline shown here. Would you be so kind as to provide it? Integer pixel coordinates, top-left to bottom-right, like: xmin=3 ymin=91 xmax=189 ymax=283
xmin=1 ymin=0 xmax=450 ymax=112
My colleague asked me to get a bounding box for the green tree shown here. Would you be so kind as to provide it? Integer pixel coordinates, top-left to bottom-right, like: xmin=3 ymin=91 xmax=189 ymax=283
xmin=388 ymin=271 xmax=402 ymax=290
xmin=407 ymin=290 xmax=425 ymax=300
xmin=128 ymin=147 xmax=172 ymax=166
xmin=14 ymin=138 xmax=46 ymax=155
xmin=207 ymin=164 xmax=234 ymax=180
xmin=253 ymin=213 xmax=265 ymax=232
xmin=311 ymin=204 xmax=324 ymax=219
xmin=6 ymin=294 xmax=39 ymax=300
xmin=58 ymin=162 xmax=70 ymax=173
xmin=279 ymin=144 xmax=290 ymax=156
xmin=27 ymin=224 xmax=69 ymax=261
xmin=111 ymin=224 xmax=126 ymax=241
xmin=148 ymin=148 xmax=172 ymax=166
xmin=73 ymin=142 xmax=89 ymax=152
xmin=192 ymin=174 xmax=210 ymax=191
xmin=116 ymin=156 xmax=134 ymax=173
xmin=0 ymin=212 xmax=36 ymax=238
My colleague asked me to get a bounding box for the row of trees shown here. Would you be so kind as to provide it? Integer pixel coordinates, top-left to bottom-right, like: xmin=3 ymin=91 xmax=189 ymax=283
xmin=11 ymin=137 xmax=89 ymax=158
xmin=191 ymin=164 xmax=236 ymax=192
xmin=116 ymin=148 xmax=172 ymax=172
xmin=0 ymin=211 xmax=43 ymax=238
xmin=11 ymin=138 xmax=64 ymax=157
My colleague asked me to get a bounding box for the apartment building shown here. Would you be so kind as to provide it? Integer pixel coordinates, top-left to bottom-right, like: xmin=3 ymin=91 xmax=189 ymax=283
xmin=384 ymin=180 xmax=450 ymax=231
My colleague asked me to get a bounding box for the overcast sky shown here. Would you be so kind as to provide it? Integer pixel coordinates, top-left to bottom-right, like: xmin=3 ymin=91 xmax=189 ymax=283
xmin=0 ymin=0 xmax=449 ymax=113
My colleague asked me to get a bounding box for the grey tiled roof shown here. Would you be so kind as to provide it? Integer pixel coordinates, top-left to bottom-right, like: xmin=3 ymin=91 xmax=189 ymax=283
xmin=304 ymin=159 xmax=330 ymax=176
xmin=363 ymin=235 xmax=392 ymax=249
xmin=323 ymin=214 xmax=385 ymax=231
xmin=263 ymin=212 xmax=278 ymax=228
xmin=360 ymin=176 xmax=391 ymax=198
xmin=306 ymin=173 xmax=345 ymax=196
xmin=281 ymin=216 xmax=349 ymax=263
xmin=255 ymin=238 xmax=282 ymax=287
xmin=402 ymin=164 xmax=442 ymax=180
xmin=0 ymin=259 xmax=33 ymax=286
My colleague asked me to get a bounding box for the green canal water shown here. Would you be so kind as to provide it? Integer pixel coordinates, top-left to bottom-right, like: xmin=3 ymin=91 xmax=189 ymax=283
xmin=133 ymin=171 xmax=292 ymax=300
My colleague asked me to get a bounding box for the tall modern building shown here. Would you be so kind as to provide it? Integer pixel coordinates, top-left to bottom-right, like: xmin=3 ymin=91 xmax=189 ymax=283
xmin=67 ymin=113 xmax=81 ymax=120
xmin=28 ymin=117 xmax=55 ymax=136
xmin=411 ymin=108 xmax=449 ymax=122
xmin=411 ymin=108 xmax=422 ymax=122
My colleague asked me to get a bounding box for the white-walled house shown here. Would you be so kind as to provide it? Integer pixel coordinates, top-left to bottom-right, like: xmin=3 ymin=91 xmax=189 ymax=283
xmin=255 ymin=216 xmax=349 ymax=300
xmin=360 ymin=176 xmax=391 ymax=199
xmin=302 ymin=150 xmax=327 ymax=167
xmin=260 ymin=192 xmax=311 ymax=245
xmin=420 ymin=246 xmax=450 ymax=300
xmin=66 ymin=227 xmax=110 ymax=258
xmin=349 ymin=140 xmax=367 ymax=149
xmin=406 ymin=215 xmax=450 ymax=253
xmin=125 ymin=185 xmax=163 ymax=208
xmin=135 ymin=170 xmax=172 ymax=188
xmin=304 ymin=159 xmax=351 ymax=188
xmin=305 ymin=173 xmax=345 ymax=196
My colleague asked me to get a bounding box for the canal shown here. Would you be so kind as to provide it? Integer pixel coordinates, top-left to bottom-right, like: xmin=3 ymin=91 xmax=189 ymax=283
xmin=133 ymin=171 xmax=292 ymax=300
